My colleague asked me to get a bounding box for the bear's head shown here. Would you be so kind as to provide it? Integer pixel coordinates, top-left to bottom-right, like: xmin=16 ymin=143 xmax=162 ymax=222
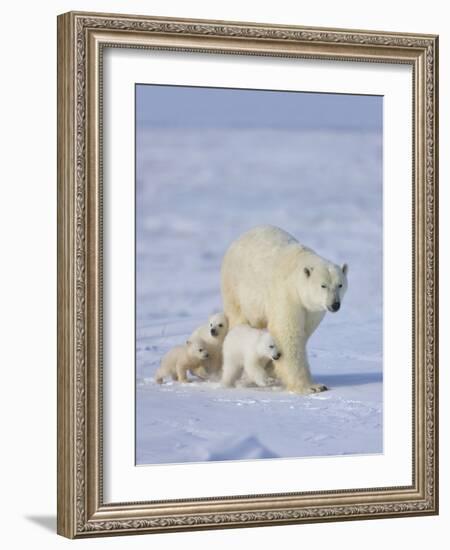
xmin=208 ymin=312 xmax=229 ymax=339
xmin=301 ymin=262 xmax=348 ymax=313
xmin=256 ymin=331 xmax=282 ymax=362
xmin=186 ymin=337 xmax=209 ymax=360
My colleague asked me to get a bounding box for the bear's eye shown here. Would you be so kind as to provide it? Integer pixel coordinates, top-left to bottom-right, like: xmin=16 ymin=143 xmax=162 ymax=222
xmin=269 ymin=345 xmax=274 ymax=349
xmin=338 ymin=284 xmax=343 ymax=288
xmin=218 ymin=323 xmax=223 ymax=328
xmin=321 ymin=284 xmax=327 ymax=289
xmin=199 ymin=348 xmax=203 ymax=352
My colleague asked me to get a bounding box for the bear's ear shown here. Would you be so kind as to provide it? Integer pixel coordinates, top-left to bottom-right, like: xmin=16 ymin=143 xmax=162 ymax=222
xmin=342 ymin=263 xmax=349 ymax=275
xmin=304 ymin=267 xmax=311 ymax=278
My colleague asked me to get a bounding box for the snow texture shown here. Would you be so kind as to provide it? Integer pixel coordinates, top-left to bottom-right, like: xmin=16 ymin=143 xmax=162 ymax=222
xmin=136 ymin=126 xmax=383 ymax=465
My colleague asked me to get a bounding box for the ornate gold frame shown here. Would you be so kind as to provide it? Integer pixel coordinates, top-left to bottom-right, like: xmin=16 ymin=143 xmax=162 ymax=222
xmin=57 ymin=11 xmax=439 ymax=538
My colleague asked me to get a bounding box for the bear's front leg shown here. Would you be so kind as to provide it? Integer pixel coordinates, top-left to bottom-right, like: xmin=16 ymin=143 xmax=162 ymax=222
xmin=273 ymin=342 xmax=326 ymax=394
xmin=190 ymin=365 xmax=209 ymax=380
xmin=245 ymin=358 xmax=268 ymax=388
xmin=269 ymin=312 xmax=327 ymax=395
xmin=176 ymin=361 xmax=190 ymax=383
xmin=205 ymin=350 xmax=223 ymax=380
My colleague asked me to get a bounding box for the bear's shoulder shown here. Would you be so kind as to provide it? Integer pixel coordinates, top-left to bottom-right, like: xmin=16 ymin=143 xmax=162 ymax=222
xmin=166 ymin=345 xmax=187 ymax=362
xmin=190 ymin=324 xmax=208 ymax=341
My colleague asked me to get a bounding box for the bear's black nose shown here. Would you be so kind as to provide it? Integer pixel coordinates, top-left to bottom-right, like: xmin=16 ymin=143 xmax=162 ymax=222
xmin=210 ymin=328 xmax=218 ymax=336
xmin=331 ymin=302 xmax=340 ymax=312
xmin=273 ymin=352 xmax=281 ymax=360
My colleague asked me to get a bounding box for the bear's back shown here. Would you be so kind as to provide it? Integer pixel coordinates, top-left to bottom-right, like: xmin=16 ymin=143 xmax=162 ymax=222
xmin=224 ymin=324 xmax=259 ymax=356
xmin=238 ymin=224 xmax=296 ymax=248
xmin=233 ymin=225 xmax=313 ymax=257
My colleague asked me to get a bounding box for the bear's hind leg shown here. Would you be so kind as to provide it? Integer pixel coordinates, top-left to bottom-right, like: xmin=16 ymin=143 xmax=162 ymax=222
xmin=221 ymin=360 xmax=243 ymax=388
xmin=155 ymin=361 xmax=170 ymax=384
xmin=154 ymin=367 xmax=164 ymax=384
xmin=222 ymin=289 xmax=247 ymax=328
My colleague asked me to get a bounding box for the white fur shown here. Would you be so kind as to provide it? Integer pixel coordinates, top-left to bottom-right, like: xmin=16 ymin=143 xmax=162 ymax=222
xmin=189 ymin=312 xmax=229 ymax=379
xmin=221 ymin=325 xmax=281 ymax=388
xmin=155 ymin=336 xmax=209 ymax=384
xmin=221 ymin=225 xmax=348 ymax=394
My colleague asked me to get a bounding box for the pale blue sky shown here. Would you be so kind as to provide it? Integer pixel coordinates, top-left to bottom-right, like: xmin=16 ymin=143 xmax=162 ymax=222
xmin=136 ymin=84 xmax=382 ymax=131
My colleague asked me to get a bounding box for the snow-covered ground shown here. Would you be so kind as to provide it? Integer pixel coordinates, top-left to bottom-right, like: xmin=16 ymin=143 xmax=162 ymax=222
xmin=136 ymin=127 xmax=383 ymax=465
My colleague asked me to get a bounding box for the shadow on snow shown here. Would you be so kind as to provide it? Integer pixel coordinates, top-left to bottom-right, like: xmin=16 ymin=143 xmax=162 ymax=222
xmin=319 ymin=371 xmax=382 ymax=388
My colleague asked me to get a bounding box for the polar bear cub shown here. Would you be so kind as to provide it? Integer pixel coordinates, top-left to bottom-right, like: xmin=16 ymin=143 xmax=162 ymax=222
xmin=155 ymin=336 xmax=209 ymax=384
xmin=189 ymin=312 xmax=229 ymax=379
xmin=221 ymin=325 xmax=281 ymax=388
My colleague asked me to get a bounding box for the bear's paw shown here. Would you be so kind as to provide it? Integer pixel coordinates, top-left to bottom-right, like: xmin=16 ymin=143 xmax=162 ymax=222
xmin=288 ymin=382 xmax=328 ymax=395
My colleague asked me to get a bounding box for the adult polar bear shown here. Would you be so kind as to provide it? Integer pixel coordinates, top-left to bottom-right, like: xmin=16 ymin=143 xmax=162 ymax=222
xmin=221 ymin=225 xmax=348 ymax=394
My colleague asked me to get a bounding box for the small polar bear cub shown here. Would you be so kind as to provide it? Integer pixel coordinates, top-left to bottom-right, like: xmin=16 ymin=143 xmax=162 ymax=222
xmin=155 ymin=337 xmax=209 ymax=384
xmin=189 ymin=312 xmax=229 ymax=378
xmin=221 ymin=325 xmax=282 ymax=388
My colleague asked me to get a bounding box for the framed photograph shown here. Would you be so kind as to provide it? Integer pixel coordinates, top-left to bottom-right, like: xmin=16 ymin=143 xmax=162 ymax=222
xmin=57 ymin=11 xmax=439 ymax=538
